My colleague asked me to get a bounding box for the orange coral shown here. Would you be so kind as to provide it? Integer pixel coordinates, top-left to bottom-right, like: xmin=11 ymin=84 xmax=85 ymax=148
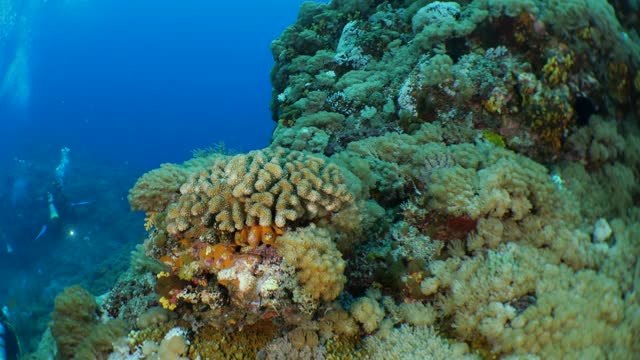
xmin=152 ymin=225 xmax=291 ymax=312
xmin=234 ymin=225 xmax=283 ymax=247
xmin=159 ymin=255 xmax=175 ymax=268
xmin=158 ymin=241 xmax=237 ymax=280
xmin=194 ymin=243 xmax=237 ymax=271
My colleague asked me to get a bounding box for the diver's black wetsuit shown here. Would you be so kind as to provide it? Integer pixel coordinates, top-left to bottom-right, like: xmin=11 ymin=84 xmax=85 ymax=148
xmin=0 ymin=311 xmax=20 ymax=360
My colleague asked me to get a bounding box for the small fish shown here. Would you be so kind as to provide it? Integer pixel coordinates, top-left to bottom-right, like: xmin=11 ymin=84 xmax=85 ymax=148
xmin=34 ymin=225 xmax=47 ymax=241
xmin=70 ymin=201 xmax=93 ymax=207
xmin=5 ymin=243 xmax=12 ymax=254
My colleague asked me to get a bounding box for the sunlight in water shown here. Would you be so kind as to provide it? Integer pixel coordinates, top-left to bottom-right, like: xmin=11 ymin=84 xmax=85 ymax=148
xmin=0 ymin=46 xmax=30 ymax=110
xmin=0 ymin=0 xmax=39 ymax=114
xmin=0 ymin=0 xmax=17 ymax=41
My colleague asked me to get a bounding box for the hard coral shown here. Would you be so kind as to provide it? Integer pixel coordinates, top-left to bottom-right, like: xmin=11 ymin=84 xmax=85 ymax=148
xmin=108 ymin=1 xmax=640 ymax=359
xmin=165 ymin=147 xmax=353 ymax=234
xmin=234 ymin=225 xmax=282 ymax=247
xmin=129 ymin=163 xmax=193 ymax=213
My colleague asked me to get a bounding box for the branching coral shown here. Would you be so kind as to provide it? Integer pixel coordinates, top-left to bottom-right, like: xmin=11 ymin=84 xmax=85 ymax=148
xmin=83 ymin=1 xmax=640 ymax=359
xmin=125 ymin=148 xmax=359 ymax=331
xmin=165 ymin=147 xmax=353 ymax=234
xmin=129 ymin=163 xmax=199 ymax=213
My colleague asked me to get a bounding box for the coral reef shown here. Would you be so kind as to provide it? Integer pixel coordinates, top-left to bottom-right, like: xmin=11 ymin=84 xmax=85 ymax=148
xmin=29 ymin=0 xmax=640 ymax=359
xmin=270 ymin=0 xmax=639 ymax=161
xmin=51 ymin=286 xmax=98 ymax=358
xmin=276 ymin=225 xmax=346 ymax=301
xmin=364 ymin=324 xmax=478 ymax=360
xmin=131 ymin=147 xmax=353 ymax=234
xmin=350 ymin=292 xmax=385 ymax=334
xmin=51 ymin=286 xmax=126 ymax=359
xmin=121 ymin=146 xmax=360 ymax=335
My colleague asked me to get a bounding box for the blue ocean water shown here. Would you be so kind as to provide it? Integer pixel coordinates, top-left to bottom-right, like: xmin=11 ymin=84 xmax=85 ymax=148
xmin=0 ymin=0 xmax=324 ymax=351
xmin=2 ymin=0 xmax=323 ymax=166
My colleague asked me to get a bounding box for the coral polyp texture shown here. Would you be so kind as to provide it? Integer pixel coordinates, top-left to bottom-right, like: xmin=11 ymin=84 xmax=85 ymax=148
xmin=276 ymin=225 xmax=347 ymax=301
xmin=165 ymin=147 xmax=353 ymax=233
xmin=123 ymin=147 xmax=358 ymax=334
xmin=29 ymin=0 xmax=640 ymax=359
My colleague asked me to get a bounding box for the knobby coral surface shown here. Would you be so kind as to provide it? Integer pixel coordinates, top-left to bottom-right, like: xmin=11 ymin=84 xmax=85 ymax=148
xmin=32 ymin=1 xmax=640 ymax=359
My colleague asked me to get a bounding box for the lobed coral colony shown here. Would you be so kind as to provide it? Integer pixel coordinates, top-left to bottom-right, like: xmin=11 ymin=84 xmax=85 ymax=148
xmin=28 ymin=0 xmax=640 ymax=359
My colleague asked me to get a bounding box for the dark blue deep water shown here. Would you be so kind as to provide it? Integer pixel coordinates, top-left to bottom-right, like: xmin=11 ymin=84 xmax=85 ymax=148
xmin=0 ymin=0 xmax=323 ymax=351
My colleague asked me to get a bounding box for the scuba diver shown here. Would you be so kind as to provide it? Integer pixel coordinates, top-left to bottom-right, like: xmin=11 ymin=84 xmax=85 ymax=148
xmin=0 ymin=148 xmax=72 ymax=359
xmin=0 ymin=306 xmax=21 ymax=360
xmin=34 ymin=189 xmax=65 ymax=242
xmin=33 ymin=147 xmax=72 ymax=243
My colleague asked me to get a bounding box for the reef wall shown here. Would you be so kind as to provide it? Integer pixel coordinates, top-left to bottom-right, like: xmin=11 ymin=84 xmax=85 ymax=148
xmin=26 ymin=0 xmax=640 ymax=359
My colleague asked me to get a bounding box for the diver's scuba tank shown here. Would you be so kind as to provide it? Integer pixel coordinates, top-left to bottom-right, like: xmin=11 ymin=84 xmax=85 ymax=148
xmin=0 ymin=309 xmax=20 ymax=360
xmin=47 ymin=192 xmax=59 ymax=221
